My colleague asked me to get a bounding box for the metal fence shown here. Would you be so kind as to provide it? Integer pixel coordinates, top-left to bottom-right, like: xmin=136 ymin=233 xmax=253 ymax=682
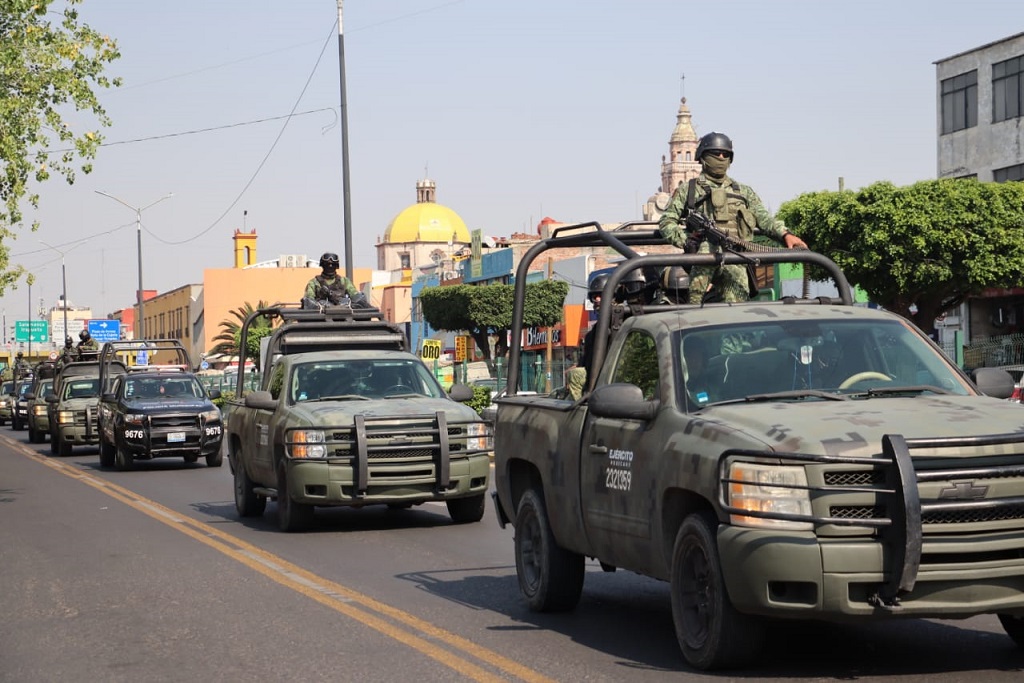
xmin=442 ymin=358 xmax=574 ymax=395
xmin=197 ymin=373 xmax=261 ymax=396
xmin=962 ymin=333 xmax=1024 ymax=370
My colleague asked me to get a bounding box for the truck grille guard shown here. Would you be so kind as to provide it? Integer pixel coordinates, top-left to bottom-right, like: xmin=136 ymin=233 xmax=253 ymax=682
xmin=284 ymin=412 xmax=486 ymax=498
xmin=717 ymin=432 xmax=1024 ymax=608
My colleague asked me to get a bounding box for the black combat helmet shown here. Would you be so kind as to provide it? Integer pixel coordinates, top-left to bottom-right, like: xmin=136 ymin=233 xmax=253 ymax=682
xmin=614 ymin=268 xmax=647 ymax=303
xmin=79 ymin=329 xmax=90 ymax=341
xmin=587 ymin=274 xmax=608 ymax=303
xmin=696 ymin=131 xmax=734 ymax=160
xmin=64 ymin=336 xmax=73 ymax=347
xmin=661 ymin=266 xmax=691 ymax=303
xmin=319 ymin=252 xmax=340 ymax=271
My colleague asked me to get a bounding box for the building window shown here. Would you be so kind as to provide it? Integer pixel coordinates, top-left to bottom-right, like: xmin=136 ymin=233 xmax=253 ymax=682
xmin=400 ymin=253 xmax=411 ymax=269
xmin=994 ymin=163 xmax=1024 ymax=182
xmin=993 ymin=55 xmax=1024 ymax=123
xmin=941 ymin=70 xmax=977 ymax=134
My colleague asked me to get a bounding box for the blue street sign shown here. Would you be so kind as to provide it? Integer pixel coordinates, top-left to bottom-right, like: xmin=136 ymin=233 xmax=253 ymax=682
xmin=88 ymin=319 xmax=121 ymax=342
xmin=200 ymin=360 xmax=209 ymax=370
xmin=136 ymin=349 xmax=148 ymax=366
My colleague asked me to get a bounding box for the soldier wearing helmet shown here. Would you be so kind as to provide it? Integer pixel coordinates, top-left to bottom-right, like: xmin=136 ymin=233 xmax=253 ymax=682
xmin=59 ymin=336 xmax=75 ymax=367
xmin=77 ymin=329 xmax=99 ymax=360
xmin=658 ymin=131 xmax=807 ymax=304
xmin=660 ymin=266 xmax=691 ymax=305
xmin=303 ymin=252 xmax=365 ymax=307
xmin=566 ymin=273 xmax=609 ymax=401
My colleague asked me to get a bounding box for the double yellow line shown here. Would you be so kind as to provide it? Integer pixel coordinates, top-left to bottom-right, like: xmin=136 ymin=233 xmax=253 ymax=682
xmin=13 ymin=440 xmax=553 ymax=683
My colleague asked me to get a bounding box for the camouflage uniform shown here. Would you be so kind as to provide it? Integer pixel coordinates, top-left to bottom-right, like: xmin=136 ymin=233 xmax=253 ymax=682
xmin=77 ymin=337 xmax=99 ymax=359
xmin=659 ymin=172 xmax=792 ymax=304
xmin=304 ymin=274 xmax=359 ymax=304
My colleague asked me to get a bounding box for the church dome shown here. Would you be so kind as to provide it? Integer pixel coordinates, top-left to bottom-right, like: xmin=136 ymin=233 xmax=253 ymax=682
xmin=384 ymin=202 xmax=470 ymax=244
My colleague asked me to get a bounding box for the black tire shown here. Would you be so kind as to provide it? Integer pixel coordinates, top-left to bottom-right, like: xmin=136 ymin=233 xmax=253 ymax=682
xmin=670 ymin=511 xmax=764 ymax=670
xmin=12 ymin=415 xmax=22 ymax=431
xmin=99 ymin=438 xmax=115 ymax=468
xmin=58 ymin=437 xmax=73 ymax=457
xmin=999 ymin=614 xmax=1024 ymax=648
xmin=49 ymin=428 xmax=58 ymax=455
xmin=233 ymin=457 xmax=266 ymax=518
xmin=28 ymin=425 xmax=40 ymax=443
xmin=206 ymin=449 xmax=224 ymax=468
xmin=183 ymin=454 xmax=199 ymax=464
xmin=446 ymin=493 xmax=486 ymax=524
xmin=513 ymin=489 xmax=584 ymax=612
xmin=114 ymin=440 xmax=133 ymax=471
xmin=276 ymin=461 xmax=313 ymax=532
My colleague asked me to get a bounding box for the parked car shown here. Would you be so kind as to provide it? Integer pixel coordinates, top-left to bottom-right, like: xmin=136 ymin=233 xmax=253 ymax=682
xmin=996 ymin=364 xmax=1024 ymax=402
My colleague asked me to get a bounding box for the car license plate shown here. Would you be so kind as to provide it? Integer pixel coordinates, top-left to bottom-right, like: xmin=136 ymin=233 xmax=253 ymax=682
xmin=167 ymin=432 xmax=186 ymax=443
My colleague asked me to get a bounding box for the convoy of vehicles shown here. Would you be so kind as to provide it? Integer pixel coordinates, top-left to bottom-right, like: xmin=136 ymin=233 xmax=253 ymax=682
xmin=97 ymin=340 xmax=223 ymax=470
xmin=0 ymin=380 xmax=13 ymax=425
xmin=223 ymin=304 xmax=492 ymax=532
xmin=491 ymin=221 xmax=1024 ymax=670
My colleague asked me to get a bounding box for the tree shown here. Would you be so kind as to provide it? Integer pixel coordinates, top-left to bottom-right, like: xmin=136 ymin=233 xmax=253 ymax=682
xmin=1 ymin=0 xmax=121 ymax=288
xmin=777 ymin=179 xmax=1024 ymax=335
xmin=210 ymin=301 xmax=272 ymax=369
xmin=419 ymin=280 xmax=570 ymax=362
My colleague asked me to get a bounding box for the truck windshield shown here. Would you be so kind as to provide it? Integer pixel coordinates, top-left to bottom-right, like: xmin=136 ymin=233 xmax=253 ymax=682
xmin=63 ymin=379 xmax=99 ymax=400
xmin=290 ymin=359 xmax=446 ymax=403
xmin=676 ymin=317 xmax=972 ymax=408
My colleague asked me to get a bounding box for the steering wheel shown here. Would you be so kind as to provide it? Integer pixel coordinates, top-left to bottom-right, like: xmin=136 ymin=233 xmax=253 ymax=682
xmin=383 ymin=385 xmax=415 ymax=396
xmin=839 ymin=371 xmax=892 ymax=390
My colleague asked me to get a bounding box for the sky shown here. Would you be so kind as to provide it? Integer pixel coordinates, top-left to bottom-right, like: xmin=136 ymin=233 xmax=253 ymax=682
xmin=3 ymin=0 xmax=1023 ymax=329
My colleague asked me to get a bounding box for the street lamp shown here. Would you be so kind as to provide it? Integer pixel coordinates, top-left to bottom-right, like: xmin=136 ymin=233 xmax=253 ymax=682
xmin=39 ymin=240 xmax=68 ymax=346
xmin=94 ymin=191 xmax=173 ymax=339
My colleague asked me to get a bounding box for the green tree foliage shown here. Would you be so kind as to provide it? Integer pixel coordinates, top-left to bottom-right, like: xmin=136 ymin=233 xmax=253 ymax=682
xmin=777 ymin=179 xmax=1024 ymax=335
xmin=419 ymin=280 xmax=570 ymax=360
xmin=1 ymin=1 xmax=121 ymax=293
xmin=210 ymin=301 xmax=271 ymax=369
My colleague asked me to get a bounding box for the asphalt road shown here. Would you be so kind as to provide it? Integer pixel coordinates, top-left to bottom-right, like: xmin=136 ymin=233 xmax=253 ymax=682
xmin=2 ymin=429 xmax=1024 ymax=682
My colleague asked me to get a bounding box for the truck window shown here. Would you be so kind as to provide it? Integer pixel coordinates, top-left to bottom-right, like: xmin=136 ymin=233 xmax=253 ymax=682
xmin=610 ymin=331 xmax=659 ymax=400
xmin=268 ymin=362 xmax=285 ymax=400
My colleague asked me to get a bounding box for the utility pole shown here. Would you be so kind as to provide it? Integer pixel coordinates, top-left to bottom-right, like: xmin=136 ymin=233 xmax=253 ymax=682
xmin=337 ymin=0 xmax=354 ymax=280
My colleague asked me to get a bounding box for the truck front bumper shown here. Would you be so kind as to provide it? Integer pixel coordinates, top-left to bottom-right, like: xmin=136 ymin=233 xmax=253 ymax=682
xmin=718 ymin=525 xmax=1024 ymax=619
xmin=285 ymin=453 xmax=492 ymax=506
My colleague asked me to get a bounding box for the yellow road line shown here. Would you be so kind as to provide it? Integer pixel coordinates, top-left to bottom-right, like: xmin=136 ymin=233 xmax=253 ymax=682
xmin=10 ymin=440 xmax=553 ymax=683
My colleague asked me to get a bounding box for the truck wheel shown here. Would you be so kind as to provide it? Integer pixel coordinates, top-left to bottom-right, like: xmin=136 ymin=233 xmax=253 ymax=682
xmin=276 ymin=461 xmax=313 ymax=532
xmin=233 ymin=458 xmax=266 ymax=518
xmin=49 ymin=428 xmax=58 ymax=455
xmin=99 ymin=438 xmax=115 ymax=468
xmin=999 ymin=614 xmax=1024 ymax=648
xmin=58 ymin=438 xmax=73 ymax=458
xmin=28 ymin=426 xmax=40 ymax=443
xmin=514 ymin=489 xmax=584 ymax=612
xmin=446 ymin=493 xmax=486 ymax=524
xmin=183 ymin=454 xmax=199 ymax=464
xmin=114 ymin=441 xmax=133 ymax=471
xmin=670 ymin=511 xmax=764 ymax=670
xmin=206 ymin=449 xmax=224 ymax=468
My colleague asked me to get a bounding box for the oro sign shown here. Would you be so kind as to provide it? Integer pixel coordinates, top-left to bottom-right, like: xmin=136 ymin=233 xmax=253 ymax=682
xmin=420 ymin=339 xmax=442 ymax=361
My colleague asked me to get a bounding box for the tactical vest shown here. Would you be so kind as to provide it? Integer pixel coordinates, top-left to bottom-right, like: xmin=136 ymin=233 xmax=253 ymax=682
xmin=686 ymin=178 xmax=756 ymax=241
xmin=315 ymin=275 xmax=349 ymax=303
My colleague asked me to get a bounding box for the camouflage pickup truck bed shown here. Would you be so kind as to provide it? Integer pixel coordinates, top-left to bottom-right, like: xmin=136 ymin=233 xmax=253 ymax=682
xmin=492 ymin=221 xmax=1024 ymax=670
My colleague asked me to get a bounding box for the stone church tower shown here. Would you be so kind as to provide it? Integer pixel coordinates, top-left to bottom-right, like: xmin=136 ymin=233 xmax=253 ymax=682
xmin=643 ymin=97 xmax=702 ymax=221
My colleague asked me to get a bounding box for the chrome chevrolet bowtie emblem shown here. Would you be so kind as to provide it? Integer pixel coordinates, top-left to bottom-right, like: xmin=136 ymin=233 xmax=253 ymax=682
xmin=939 ymin=481 xmax=989 ymax=500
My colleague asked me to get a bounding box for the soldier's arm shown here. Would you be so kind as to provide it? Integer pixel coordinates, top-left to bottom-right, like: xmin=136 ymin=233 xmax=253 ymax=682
xmin=344 ymin=278 xmax=359 ymax=297
xmin=304 ymin=278 xmax=319 ymax=300
xmin=658 ymin=185 xmax=690 ymax=248
xmin=743 ymin=185 xmax=806 ymax=248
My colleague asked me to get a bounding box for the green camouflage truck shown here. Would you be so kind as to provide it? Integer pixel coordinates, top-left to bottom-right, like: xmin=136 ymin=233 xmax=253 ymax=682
xmin=224 ymin=304 xmax=492 ymax=532
xmin=491 ymin=221 xmax=1024 ymax=670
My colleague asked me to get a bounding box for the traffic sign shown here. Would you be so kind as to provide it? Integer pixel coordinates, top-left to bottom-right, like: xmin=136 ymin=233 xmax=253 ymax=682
xmin=88 ymin=319 xmax=121 ymax=342
xmin=14 ymin=320 xmax=48 ymax=343
xmin=136 ymin=349 xmax=148 ymax=366
xmin=48 ymin=351 xmax=58 ymax=361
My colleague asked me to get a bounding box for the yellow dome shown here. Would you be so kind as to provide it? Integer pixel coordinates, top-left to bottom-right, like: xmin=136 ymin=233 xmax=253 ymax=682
xmin=384 ymin=202 xmax=470 ymax=243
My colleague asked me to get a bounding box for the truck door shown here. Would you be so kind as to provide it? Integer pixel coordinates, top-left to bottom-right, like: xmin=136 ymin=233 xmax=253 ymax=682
xmin=580 ymin=329 xmax=661 ymax=572
xmin=250 ymin=361 xmax=285 ymax=482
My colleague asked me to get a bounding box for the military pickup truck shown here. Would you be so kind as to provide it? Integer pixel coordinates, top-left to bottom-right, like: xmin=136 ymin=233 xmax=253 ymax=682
xmin=224 ymin=304 xmax=492 ymax=532
xmin=47 ymin=357 xmax=127 ymax=456
xmin=491 ymin=221 xmax=1024 ymax=670
xmin=97 ymin=340 xmax=223 ymax=471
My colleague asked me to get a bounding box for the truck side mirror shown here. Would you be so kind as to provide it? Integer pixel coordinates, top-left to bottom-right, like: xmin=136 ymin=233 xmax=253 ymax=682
xmin=244 ymin=390 xmax=278 ymax=410
xmin=589 ymin=383 xmax=659 ymax=421
xmin=448 ymin=383 xmax=474 ymax=402
xmin=972 ymin=367 xmax=1015 ymax=399
xmin=208 ymin=388 xmax=222 ymax=400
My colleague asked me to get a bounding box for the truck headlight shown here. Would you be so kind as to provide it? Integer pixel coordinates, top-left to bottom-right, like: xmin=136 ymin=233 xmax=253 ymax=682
xmin=727 ymin=462 xmax=813 ymax=531
xmin=465 ymin=422 xmax=492 ymax=451
xmin=289 ymin=430 xmax=326 ymax=459
xmin=32 ymin=405 xmax=47 ymax=416
xmin=200 ymin=409 xmax=220 ymax=422
xmin=125 ymin=413 xmax=145 ymax=425
xmin=57 ymin=410 xmax=75 ymax=425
